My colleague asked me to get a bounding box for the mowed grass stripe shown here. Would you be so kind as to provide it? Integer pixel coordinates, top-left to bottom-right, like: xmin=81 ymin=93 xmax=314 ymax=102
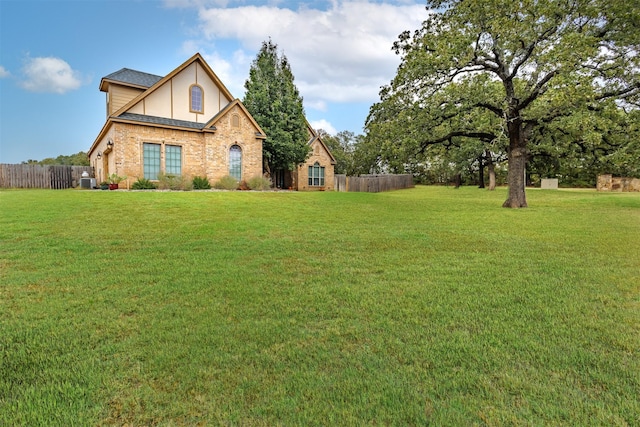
xmin=0 ymin=187 xmax=638 ymax=425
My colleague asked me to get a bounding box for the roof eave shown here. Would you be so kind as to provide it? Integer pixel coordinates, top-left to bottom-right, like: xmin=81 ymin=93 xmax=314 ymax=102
xmin=112 ymin=116 xmax=204 ymax=132
xmin=88 ymin=120 xmax=113 ymax=156
xmin=99 ymin=78 xmax=151 ymax=93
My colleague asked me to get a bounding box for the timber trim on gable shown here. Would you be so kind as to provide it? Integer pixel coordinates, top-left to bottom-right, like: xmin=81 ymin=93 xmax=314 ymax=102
xmin=110 ymin=53 xmax=235 ymax=119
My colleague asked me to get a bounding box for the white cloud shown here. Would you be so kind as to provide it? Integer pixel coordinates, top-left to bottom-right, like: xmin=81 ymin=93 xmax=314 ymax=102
xmin=306 ymin=99 xmax=328 ymax=111
xmin=309 ymin=118 xmax=336 ymax=135
xmin=20 ymin=56 xmax=86 ymax=94
xmin=184 ymin=1 xmax=427 ymax=105
xmin=0 ymin=66 xmax=10 ymax=78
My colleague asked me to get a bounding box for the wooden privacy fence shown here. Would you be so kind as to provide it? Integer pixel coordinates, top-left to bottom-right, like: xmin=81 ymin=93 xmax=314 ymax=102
xmin=334 ymin=174 xmax=414 ymax=193
xmin=0 ymin=164 xmax=94 ymax=189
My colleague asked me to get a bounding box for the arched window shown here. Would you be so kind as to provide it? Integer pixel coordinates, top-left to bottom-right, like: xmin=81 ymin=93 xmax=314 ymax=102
xmin=308 ymin=162 xmax=325 ymax=186
xmin=190 ymin=84 xmax=203 ymax=113
xmin=231 ymin=114 xmax=240 ymax=128
xmin=229 ymin=145 xmax=242 ymax=181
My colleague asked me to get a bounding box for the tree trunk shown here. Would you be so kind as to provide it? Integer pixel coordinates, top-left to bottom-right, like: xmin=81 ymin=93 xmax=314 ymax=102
xmin=478 ymin=155 xmax=485 ymax=188
xmin=486 ymin=149 xmax=496 ymax=191
xmin=502 ymin=120 xmax=528 ymax=208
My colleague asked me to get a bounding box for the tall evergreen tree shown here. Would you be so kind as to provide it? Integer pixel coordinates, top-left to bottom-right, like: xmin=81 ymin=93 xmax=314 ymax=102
xmin=243 ymin=40 xmax=310 ymax=177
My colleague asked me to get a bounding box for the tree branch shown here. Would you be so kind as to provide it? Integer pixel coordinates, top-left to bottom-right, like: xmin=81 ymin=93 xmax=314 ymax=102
xmin=419 ymin=131 xmax=497 ymax=153
xmin=510 ymin=25 xmax=557 ymax=80
xmin=475 ymin=102 xmax=504 ymax=118
xmin=518 ymin=70 xmax=559 ymax=110
xmin=596 ymin=81 xmax=640 ymax=101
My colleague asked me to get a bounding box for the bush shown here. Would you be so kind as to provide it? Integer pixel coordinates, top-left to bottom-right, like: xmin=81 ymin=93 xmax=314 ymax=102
xmin=132 ymin=178 xmax=157 ymax=190
xmin=192 ymin=176 xmax=211 ymax=190
xmin=214 ymin=175 xmax=239 ymax=190
xmin=107 ymin=173 xmax=127 ymax=184
xmin=157 ymin=172 xmax=193 ymax=191
xmin=246 ymin=175 xmax=272 ymax=191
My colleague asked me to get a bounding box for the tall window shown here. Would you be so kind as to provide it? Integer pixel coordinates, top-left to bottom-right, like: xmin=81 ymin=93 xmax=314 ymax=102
xmin=165 ymin=145 xmax=182 ymax=175
xmin=229 ymin=145 xmax=242 ymax=181
xmin=143 ymin=143 xmax=161 ymax=180
xmin=308 ymin=162 xmax=325 ymax=186
xmin=190 ymin=84 xmax=203 ymax=113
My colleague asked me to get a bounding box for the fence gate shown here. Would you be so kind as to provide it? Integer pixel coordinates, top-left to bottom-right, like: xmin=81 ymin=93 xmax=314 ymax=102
xmin=334 ymin=174 xmax=347 ymax=192
xmin=50 ymin=165 xmax=72 ymax=189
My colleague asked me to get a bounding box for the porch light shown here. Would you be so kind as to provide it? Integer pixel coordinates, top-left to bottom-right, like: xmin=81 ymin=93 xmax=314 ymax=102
xmin=107 ymin=140 xmax=114 ymax=148
xmin=97 ymin=151 xmax=102 ymax=160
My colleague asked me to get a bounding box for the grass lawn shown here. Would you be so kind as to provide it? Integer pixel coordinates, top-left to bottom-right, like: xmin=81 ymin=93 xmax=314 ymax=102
xmin=1 ymin=186 xmax=639 ymax=425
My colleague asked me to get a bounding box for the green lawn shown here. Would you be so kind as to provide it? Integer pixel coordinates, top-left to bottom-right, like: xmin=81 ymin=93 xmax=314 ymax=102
xmin=1 ymin=186 xmax=638 ymax=425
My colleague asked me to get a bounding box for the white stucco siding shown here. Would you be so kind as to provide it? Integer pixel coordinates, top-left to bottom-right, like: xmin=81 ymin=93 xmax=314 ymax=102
xmin=143 ymin=82 xmax=172 ymax=118
xmin=128 ymin=101 xmax=144 ymax=115
xmin=171 ymin=62 xmax=229 ymax=123
xmin=120 ymin=60 xmax=232 ymax=123
xmin=172 ymin=63 xmax=197 ymax=122
xmin=200 ymin=73 xmax=226 ymax=116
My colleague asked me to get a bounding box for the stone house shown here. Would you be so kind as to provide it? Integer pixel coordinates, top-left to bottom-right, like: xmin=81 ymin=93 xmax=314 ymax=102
xmin=88 ymin=53 xmax=335 ymax=190
xmin=295 ymin=123 xmax=336 ymax=191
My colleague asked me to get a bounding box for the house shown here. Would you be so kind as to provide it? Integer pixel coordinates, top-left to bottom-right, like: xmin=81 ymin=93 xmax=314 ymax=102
xmin=271 ymin=122 xmax=337 ymax=191
xmin=294 ymin=123 xmax=336 ymax=191
xmin=88 ymin=53 xmax=335 ymax=190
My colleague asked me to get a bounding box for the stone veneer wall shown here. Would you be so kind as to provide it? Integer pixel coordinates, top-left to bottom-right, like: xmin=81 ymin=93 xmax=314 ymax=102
xmin=209 ymin=104 xmax=263 ymax=183
xmin=296 ymin=140 xmax=335 ymax=191
xmin=597 ymin=174 xmax=640 ymax=192
xmin=112 ymin=106 xmax=262 ymax=186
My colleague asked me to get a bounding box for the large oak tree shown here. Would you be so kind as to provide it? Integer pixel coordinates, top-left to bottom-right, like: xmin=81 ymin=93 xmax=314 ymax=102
xmin=366 ymin=0 xmax=639 ymax=207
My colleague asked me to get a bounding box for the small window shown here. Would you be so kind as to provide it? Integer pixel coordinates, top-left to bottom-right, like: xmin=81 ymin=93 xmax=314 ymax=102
xmin=143 ymin=143 xmax=161 ymax=180
xmin=231 ymin=114 xmax=240 ymax=128
xmin=229 ymin=145 xmax=242 ymax=181
xmin=308 ymin=162 xmax=325 ymax=186
xmin=190 ymin=84 xmax=203 ymax=113
xmin=165 ymin=145 xmax=182 ymax=175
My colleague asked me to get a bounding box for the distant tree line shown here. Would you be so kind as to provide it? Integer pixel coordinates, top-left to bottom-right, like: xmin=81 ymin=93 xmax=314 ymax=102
xmin=22 ymin=151 xmax=89 ymax=166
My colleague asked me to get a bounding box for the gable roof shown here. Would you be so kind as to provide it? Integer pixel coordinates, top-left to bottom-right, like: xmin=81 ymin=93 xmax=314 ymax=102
xmin=110 ymin=53 xmax=235 ymax=119
xmin=99 ymin=68 xmax=163 ymax=91
xmin=306 ymin=121 xmax=337 ymax=164
xmin=89 ymin=53 xmax=253 ymax=154
xmin=309 ymin=134 xmax=337 ymax=165
xmin=206 ymin=99 xmax=266 ymax=139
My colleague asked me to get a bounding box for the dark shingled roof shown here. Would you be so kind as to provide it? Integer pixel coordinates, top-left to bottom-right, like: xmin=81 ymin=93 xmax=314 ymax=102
xmin=118 ymin=113 xmax=210 ymax=130
xmin=103 ymin=68 xmax=163 ymax=88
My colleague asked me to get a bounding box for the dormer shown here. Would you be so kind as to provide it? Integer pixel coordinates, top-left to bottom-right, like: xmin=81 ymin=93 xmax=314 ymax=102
xmin=99 ymin=68 xmax=163 ymax=118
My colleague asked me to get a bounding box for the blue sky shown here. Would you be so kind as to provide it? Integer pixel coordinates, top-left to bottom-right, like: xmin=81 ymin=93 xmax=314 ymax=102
xmin=0 ymin=0 xmax=427 ymax=164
